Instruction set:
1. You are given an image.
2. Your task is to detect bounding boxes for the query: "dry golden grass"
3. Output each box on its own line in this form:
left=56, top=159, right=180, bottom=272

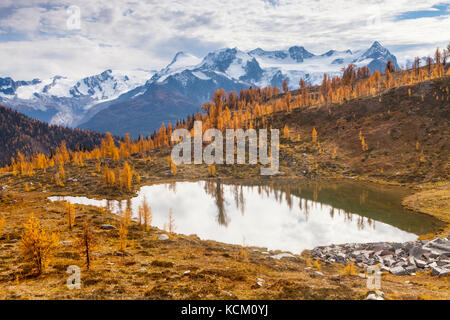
left=0, top=190, right=448, bottom=300
left=403, top=182, right=450, bottom=237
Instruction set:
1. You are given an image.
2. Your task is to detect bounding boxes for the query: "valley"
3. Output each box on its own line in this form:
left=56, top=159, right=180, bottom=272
left=0, top=62, right=449, bottom=299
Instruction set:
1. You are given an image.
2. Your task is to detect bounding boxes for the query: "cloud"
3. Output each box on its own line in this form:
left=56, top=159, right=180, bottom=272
left=0, top=0, right=448, bottom=79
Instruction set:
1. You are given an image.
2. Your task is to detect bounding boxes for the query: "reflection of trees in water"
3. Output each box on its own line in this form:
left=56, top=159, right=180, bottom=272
left=168, top=182, right=177, bottom=194
left=234, top=185, right=239, bottom=210
left=285, top=188, right=293, bottom=210
left=344, top=210, right=352, bottom=222
left=360, top=190, right=368, bottom=205
left=203, top=181, right=378, bottom=231
left=204, top=180, right=230, bottom=227
left=117, top=200, right=125, bottom=215
left=232, top=184, right=245, bottom=215
left=106, top=199, right=112, bottom=212
left=357, top=216, right=364, bottom=230
left=357, top=215, right=375, bottom=230
left=304, top=199, right=309, bottom=221
left=239, top=186, right=245, bottom=215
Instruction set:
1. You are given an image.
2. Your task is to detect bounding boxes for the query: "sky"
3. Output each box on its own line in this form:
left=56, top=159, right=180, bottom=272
left=0, top=0, right=449, bottom=80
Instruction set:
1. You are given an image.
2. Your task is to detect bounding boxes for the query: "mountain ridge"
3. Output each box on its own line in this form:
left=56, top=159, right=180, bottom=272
left=0, top=105, right=107, bottom=166
left=80, top=41, right=400, bottom=137
left=1, top=41, right=400, bottom=137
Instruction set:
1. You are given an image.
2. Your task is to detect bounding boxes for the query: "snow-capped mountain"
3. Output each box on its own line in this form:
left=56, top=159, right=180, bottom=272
left=0, top=69, right=154, bottom=127
left=79, top=41, right=399, bottom=137
left=139, top=41, right=399, bottom=101
left=148, top=41, right=398, bottom=90
left=2, top=41, right=399, bottom=137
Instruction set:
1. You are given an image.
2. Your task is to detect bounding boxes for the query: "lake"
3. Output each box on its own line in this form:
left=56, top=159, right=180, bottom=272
left=48, top=180, right=442, bottom=253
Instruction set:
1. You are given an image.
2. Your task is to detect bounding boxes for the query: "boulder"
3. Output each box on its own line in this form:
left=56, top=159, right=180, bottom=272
left=414, top=258, right=427, bottom=268
left=405, top=265, right=417, bottom=274
left=270, top=253, right=296, bottom=260
left=379, top=249, right=393, bottom=256
left=366, top=293, right=384, bottom=300
left=383, top=257, right=396, bottom=267
left=100, top=224, right=116, bottom=230
left=436, top=260, right=450, bottom=267
left=431, top=266, right=443, bottom=276
left=409, top=245, right=426, bottom=258
left=438, top=268, right=449, bottom=277
left=158, top=234, right=170, bottom=241
left=390, top=266, right=407, bottom=276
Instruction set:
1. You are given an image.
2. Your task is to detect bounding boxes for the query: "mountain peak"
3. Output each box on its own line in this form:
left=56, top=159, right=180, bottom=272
left=171, top=51, right=186, bottom=62
left=288, top=46, right=315, bottom=62
left=166, top=52, right=201, bottom=70
left=370, top=41, right=383, bottom=48
left=361, top=41, right=389, bottom=59
left=201, top=48, right=242, bottom=72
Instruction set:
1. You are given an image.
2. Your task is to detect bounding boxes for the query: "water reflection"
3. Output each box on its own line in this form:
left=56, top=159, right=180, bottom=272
left=49, top=180, right=442, bottom=253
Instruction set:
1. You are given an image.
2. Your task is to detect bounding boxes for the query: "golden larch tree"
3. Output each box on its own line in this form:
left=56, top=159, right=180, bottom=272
left=19, top=215, right=59, bottom=275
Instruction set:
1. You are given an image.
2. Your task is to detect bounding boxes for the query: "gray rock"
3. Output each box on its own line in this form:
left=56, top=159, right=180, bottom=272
left=311, top=238, right=449, bottom=277
left=437, top=268, right=449, bottom=277
left=390, top=266, right=407, bottom=276
left=409, top=245, right=426, bottom=258
left=100, top=224, right=116, bottom=230
left=436, top=260, right=450, bottom=267
left=158, top=234, right=170, bottom=241
left=270, top=253, right=296, bottom=260
left=380, top=266, right=391, bottom=272
left=383, top=257, right=396, bottom=267
left=379, top=249, right=393, bottom=256
left=335, top=253, right=346, bottom=263
left=405, top=265, right=417, bottom=273
left=366, top=293, right=384, bottom=300
left=429, top=251, right=441, bottom=259
left=431, top=266, right=443, bottom=276
left=414, top=258, right=427, bottom=268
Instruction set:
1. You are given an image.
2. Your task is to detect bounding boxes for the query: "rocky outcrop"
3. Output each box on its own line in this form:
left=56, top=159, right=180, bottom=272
left=312, top=237, right=450, bottom=277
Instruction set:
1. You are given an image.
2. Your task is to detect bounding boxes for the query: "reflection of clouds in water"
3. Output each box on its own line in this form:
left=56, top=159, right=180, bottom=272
left=49, top=181, right=417, bottom=254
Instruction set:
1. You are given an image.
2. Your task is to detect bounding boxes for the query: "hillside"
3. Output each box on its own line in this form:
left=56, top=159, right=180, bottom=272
left=265, top=76, right=449, bottom=184
left=0, top=105, right=106, bottom=166
left=0, top=70, right=154, bottom=128
left=78, top=85, right=201, bottom=138
left=0, top=74, right=448, bottom=301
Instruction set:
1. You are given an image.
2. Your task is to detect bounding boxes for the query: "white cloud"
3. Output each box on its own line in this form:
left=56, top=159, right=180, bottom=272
left=0, top=0, right=448, bottom=79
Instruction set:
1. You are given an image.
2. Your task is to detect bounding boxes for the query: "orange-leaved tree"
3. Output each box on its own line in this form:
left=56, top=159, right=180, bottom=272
left=19, top=215, right=59, bottom=274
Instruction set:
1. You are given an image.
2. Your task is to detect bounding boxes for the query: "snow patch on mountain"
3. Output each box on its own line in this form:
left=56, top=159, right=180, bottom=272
left=2, top=41, right=400, bottom=135
left=147, top=41, right=399, bottom=91
left=0, top=69, right=155, bottom=126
